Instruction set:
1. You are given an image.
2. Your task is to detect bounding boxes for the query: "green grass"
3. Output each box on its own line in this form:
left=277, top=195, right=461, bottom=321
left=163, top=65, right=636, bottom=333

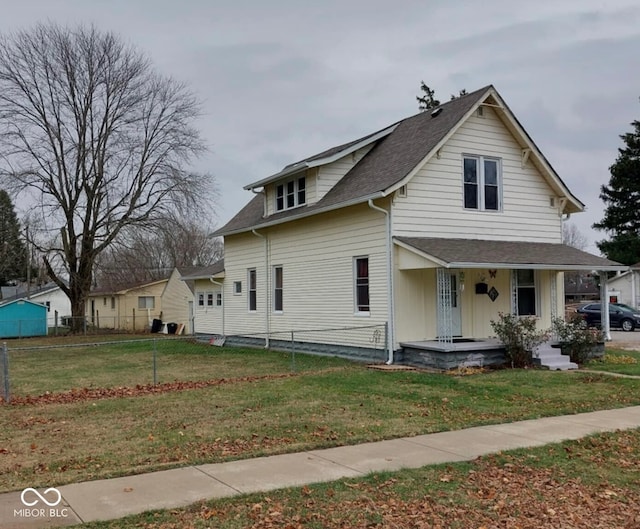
left=586, top=348, right=640, bottom=376
left=78, top=428, right=640, bottom=529
left=2, top=361, right=640, bottom=493
left=4, top=337, right=350, bottom=395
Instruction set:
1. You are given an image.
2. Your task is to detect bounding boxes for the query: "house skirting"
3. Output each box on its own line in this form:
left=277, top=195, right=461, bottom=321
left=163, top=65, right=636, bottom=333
left=397, top=339, right=506, bottom=370
left=194, top=333, right=387, bottom=363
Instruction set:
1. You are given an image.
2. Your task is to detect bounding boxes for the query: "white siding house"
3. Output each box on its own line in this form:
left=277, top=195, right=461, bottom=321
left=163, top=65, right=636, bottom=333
left=213, top=85, right=626, bottom=367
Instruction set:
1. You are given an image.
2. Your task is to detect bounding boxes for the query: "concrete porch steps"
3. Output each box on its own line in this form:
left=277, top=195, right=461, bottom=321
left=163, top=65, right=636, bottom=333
left=534, top=342, right=578, bottom=371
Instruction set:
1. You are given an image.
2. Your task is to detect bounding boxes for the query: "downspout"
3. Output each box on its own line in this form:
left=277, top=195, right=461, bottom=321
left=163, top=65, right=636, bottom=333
left=209, top=278, right=224, bottom=335
left=252, top=229, right=270, bottom=348
left=367, top=199, right=395, bottom=364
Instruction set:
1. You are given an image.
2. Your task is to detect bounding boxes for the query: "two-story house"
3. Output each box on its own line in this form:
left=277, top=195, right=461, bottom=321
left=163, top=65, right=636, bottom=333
left=213, top=85, right=625, bottom=368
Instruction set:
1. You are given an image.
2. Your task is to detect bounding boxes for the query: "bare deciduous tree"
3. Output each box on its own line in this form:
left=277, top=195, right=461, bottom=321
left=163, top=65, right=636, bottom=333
left=95, top=216, right=223, bottom=289
left=0, top=23, right=214, bottom=329
left=562, top=222, right=589, bottom=250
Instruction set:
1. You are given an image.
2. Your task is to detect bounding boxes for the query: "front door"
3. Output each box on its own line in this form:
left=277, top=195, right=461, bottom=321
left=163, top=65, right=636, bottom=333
left=436, top=269, right=463, bottom=339
left=449, top=273, right=462, bottom=336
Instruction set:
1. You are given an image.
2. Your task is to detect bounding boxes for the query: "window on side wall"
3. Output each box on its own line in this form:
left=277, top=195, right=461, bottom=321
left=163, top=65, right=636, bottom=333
left=275, top=176, right=306, bottom=212
left=248, top=269, right=257, bottom=312
left=354, top=257, right=370, bottom=315
left=207, top=292, right=214, bottom=307
left=273, top=266, right=283, bottom=313
left=197, top=293, right=205, bottom=307
left=463, top=155, right=501, bottom=211
left=514, top=269, right=538, bottom=316
left=138, top=296, right=155, bottom=310
left=216, top=292, right=222, bottom=306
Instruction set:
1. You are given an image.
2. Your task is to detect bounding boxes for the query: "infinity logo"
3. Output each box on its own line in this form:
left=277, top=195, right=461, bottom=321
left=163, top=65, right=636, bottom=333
left=20, top=488, right=62, bottom=507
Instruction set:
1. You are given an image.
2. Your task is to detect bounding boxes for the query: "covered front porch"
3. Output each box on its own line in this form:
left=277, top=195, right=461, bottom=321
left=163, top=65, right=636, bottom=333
left=393, top=237, right=627, bottom=369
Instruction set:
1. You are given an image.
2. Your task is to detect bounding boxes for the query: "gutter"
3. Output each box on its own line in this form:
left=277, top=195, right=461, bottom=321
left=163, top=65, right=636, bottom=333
left=251, top=229, right=270, bottom=348
left=367, top=199, right=395, bottom=364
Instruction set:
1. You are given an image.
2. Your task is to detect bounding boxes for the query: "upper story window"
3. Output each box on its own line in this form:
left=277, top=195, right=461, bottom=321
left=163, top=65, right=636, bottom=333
left=463, top=155, right=501, bottom=211
left=276, top=176, right=306, bottom=211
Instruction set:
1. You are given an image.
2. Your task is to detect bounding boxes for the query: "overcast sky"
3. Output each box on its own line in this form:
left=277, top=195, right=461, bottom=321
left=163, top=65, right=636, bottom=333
left=1, top=0, right=639, bottom=253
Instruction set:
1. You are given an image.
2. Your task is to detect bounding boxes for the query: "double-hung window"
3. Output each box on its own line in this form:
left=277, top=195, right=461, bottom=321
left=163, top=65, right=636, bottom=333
left=273, top=266, right=283, bottom=313
left=138, top=296, right=155, bottom=309
left=463, top=155, right=501, bottom=211
left=207, top=292, right=214, bottom=307
left=197, top=293, right=205, bottom=307
left=514, top=269, right=538, bottom=316
left=276, top=176, right=306, bottom=211
left=248, top=269, right=257, bottom=312
left=354, top=257, right=370, bottom=314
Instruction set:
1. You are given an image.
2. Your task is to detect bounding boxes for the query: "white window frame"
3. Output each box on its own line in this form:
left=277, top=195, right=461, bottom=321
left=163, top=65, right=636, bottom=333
left=353, top=256, right=370, bottom=316
left=463, top=155, right=502, bottom=212
left=248, top=268, right=257, bottom=312
left=206, top=292, right=214, bottom=307
left=216, top=292, right=222, bottom=307
left=513, top=269, right=540, bottom=317
left=197, top=292, right=205, bottom=308
left=275, top=176, right=306, bottom=212
left=138, top=296, right=155, bottom=310
left=273, top=265, right=283, bottom=313
left=233, top=281, right=242, bottom=295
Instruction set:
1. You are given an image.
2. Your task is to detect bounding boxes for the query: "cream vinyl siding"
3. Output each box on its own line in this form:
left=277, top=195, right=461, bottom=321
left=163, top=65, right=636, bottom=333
left=394, top=263, right=559, bottom=343
left=223, top=202, right=388, bottom=345
left=160, top=269, right=193, bottom=326
left=393, top=106, right=563, bottom=243
left=193, top=278, right=223, bottom=334
left=316, top=144, right=375, bottom=201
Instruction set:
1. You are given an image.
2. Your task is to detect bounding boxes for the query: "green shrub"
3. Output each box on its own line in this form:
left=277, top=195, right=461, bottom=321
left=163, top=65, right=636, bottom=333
left=490, top=313, right=547, bottom=368
left=551, top=314, right=604, bottom=365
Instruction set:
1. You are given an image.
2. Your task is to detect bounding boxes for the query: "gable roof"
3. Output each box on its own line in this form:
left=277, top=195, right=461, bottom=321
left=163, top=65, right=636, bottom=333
left=89, top=277, right=169, bottom=296
left=216, top=85, right=583, bottom=237
left=179, top=260, right=225, bottom=281
left=395, top=236, right=627, bottom=271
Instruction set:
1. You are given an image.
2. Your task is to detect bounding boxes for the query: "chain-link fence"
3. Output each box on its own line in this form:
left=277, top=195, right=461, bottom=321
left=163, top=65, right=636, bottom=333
left=0, top=323, right=387, bottom=403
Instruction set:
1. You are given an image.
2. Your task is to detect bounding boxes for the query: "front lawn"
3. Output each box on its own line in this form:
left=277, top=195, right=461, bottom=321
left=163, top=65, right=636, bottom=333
left=2, top=352, right=640, bottom=493
left=586, top=348, right=640, bottom=376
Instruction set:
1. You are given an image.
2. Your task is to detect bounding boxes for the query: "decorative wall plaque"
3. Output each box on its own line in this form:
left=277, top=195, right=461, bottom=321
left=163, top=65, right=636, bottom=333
left=488, top=286, right=499, bottom=302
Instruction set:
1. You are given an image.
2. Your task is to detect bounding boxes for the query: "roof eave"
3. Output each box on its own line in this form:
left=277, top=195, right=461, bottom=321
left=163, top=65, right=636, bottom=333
left=218, top=192, right=385, bottom=237
left=243, top=124, right=399, bottom=191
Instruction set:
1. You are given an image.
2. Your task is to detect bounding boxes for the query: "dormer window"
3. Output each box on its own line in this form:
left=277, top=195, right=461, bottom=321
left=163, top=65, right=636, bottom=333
left=276, top=176, right=306, bottom=211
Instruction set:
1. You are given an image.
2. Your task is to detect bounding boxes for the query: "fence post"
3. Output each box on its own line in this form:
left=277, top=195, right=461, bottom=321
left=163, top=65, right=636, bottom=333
left=153, top=338, right=158, bottom=385
left=54, top=310, right=58, bottom=336
left=96, top=310, right=100, bottom=330
left=2, top=342, right=9, bottom=403
left=133, top=309, right=136, bottom=333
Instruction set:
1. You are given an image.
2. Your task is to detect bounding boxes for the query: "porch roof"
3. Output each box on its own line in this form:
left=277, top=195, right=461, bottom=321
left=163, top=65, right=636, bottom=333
left=395, top=237, right=627, bottom=271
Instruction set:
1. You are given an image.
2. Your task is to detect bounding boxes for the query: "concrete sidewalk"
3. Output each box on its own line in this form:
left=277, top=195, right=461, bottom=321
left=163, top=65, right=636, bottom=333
left=3, top=406, right=640, bottom=528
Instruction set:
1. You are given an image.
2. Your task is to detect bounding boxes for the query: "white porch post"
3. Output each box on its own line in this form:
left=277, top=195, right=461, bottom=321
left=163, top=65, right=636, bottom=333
left=599, top=271, right=611, bottom=341
left=436, top=267, right=453, bottom=345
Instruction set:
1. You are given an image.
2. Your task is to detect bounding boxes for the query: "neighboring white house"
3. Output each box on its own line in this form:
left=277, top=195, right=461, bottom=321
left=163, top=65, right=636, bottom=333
left=606, top=263, right=640, bottom=309
left=0, top=282, right=71, bottom=326
left=212, top=85, right=626, bottom=366
left=179, top=261, right=225, bottom=335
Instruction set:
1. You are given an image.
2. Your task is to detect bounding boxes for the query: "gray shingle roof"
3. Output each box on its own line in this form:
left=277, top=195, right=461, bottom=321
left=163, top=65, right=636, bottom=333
left=396, top=237, right=626, bottom=270
left=215, top=86, right=492, bottom=236
left=179, top=260, right=225, bottom=280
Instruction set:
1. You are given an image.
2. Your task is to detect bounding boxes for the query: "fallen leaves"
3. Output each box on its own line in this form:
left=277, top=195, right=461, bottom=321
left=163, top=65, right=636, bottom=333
left=0, top=373, right=301, bottom=406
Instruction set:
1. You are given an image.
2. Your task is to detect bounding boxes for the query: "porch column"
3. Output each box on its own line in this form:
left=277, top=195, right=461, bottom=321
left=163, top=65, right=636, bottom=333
left=436, top=268, right=453, bottom=344
left=599, top=271, right=611, bottom=341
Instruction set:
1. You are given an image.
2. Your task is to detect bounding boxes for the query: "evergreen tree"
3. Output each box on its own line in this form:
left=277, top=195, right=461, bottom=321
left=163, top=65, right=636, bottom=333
left=593, top=112, right=640, bottom=265
left=417, top=81, right=440, bottom=111
left=0, top=190, right=27, bottom=286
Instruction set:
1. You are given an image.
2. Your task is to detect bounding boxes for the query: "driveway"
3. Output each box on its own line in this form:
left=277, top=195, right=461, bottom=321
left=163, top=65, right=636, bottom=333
left=609, top=330, right=640, bottom=350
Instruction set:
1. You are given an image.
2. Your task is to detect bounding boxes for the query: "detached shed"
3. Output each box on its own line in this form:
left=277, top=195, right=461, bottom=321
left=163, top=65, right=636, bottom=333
left=0, top=299, right=48, bottom=338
